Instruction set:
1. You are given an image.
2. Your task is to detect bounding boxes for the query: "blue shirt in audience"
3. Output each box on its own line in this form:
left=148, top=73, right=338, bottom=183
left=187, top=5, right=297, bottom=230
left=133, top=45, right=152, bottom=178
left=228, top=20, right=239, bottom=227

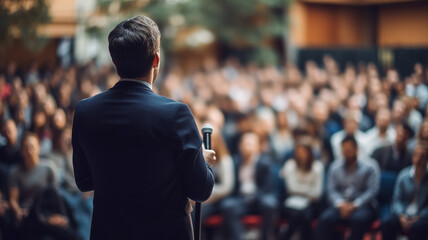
left=327, top=158, right=380, bottom=208
left=392, top=166, right=428, bottom=217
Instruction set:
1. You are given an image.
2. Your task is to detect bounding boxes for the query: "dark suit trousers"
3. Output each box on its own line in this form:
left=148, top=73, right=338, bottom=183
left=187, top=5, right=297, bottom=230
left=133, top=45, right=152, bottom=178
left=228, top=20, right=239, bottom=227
left=316, top=206, right=376, bottom=240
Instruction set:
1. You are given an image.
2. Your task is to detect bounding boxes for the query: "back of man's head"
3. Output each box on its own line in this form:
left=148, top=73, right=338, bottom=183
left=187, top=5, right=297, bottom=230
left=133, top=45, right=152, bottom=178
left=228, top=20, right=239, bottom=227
left=108, top=16, right=161, bottom=79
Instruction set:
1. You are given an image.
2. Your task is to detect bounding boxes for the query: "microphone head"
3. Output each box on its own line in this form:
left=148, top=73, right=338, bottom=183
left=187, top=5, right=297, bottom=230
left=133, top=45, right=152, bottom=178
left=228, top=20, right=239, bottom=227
left=201, top=124, right=213, bottom=134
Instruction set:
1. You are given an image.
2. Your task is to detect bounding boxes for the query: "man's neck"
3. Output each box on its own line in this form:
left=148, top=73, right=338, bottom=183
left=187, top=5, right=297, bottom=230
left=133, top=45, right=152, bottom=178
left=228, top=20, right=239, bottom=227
left=378, top=127, right=387, bottom=137
left=121, top=70, right=154, bottom=86
left=134, top=75, right=152, bottom=86
left=24, top=160, right=38, bottom=171
left=345, top=158, right=358, bottom=172
left=120, top=77, right=152, bottom=90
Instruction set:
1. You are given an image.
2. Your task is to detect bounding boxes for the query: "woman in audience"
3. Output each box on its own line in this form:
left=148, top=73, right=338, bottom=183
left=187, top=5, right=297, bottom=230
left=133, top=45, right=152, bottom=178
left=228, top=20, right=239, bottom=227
left=279, top=139, right=324, bottom=240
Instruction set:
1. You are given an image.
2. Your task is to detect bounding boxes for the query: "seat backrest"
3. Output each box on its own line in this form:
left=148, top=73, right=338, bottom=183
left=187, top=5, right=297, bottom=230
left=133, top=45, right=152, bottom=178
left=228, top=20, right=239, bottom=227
left=377, top=170, right=398, bottom=204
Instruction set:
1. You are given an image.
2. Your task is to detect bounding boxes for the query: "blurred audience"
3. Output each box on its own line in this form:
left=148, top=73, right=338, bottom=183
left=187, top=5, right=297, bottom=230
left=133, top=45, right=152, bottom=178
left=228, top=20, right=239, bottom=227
left=0, top=57, right=427, bottom=239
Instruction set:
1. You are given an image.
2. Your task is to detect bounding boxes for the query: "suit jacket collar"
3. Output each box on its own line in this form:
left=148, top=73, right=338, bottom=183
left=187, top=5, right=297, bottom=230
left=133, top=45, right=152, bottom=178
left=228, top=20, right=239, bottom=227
left=111, top=80, right=153, bottom=92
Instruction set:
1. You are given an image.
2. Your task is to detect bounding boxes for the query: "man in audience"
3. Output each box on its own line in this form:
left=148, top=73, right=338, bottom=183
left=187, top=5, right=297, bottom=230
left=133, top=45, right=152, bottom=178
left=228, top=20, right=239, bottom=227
left=9, top=133, right=78, bottom=240
left=381, top=143, right=428, bottom=240
left=8, top=133, right=55, bottom=217
left=331, top=112, right=367, bottom=161
left=364, top=108, right=396, bottom=156
left=317, top=135, right=380, bottom=240
left=222, top=132, right=277, bottom=240
left=371, top=123, right=413, bottom=173
left=392, top=98, right=423, bottom=135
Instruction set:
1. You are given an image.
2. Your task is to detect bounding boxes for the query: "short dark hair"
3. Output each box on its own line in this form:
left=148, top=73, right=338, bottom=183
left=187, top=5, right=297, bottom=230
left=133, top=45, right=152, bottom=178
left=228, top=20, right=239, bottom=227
left=108, top=16, right=160, bottom=79
left=341, top=134, right=358, bottom=147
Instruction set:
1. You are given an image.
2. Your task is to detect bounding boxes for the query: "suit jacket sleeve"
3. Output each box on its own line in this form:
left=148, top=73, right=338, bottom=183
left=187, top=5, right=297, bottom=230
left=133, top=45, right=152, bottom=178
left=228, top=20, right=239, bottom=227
left=72, top=103, right=94, bottom=192
left=174, top=104, right=214, bottom=202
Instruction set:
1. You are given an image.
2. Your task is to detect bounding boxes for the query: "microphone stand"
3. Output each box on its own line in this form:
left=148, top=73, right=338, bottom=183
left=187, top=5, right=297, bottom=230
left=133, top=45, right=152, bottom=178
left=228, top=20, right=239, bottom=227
left=195, top=124, right=213, bottom=240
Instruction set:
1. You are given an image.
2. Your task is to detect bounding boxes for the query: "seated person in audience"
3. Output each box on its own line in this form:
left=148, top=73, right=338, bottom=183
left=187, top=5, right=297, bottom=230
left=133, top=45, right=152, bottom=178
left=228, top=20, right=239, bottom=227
left=317, top=135, right=380, bottom=240
left=222, top=132, right=277, bottom=240
left=23, top=186, right=80, bottom=240
left=364, top=108, right=396, bottom=156
left=371, top=122, right=413, bottom=173
left=0, top=119, right=21, bottom=173
left=48, top=126, right=94, bottom=240
left=201, top=130, right=235, bottom=238
left=331, top=112, right=367, bottom=161
left=9, top=133, right=55, bottom=226
left=381, top=143, right=428, bottom=240
left=279, top=140, right=324, bottom=240
left=8, top=133, right=78, bottom=240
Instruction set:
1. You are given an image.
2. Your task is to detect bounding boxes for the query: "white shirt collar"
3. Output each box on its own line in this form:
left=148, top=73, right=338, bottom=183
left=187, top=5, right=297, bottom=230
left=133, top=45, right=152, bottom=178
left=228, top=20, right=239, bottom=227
left=120, top=79, right=152, bottom=90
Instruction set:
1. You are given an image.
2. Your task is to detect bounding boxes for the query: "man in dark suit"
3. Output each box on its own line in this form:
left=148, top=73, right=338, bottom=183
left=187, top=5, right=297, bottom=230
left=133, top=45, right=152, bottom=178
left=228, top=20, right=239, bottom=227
left=72, top=16, right=216, bottom=240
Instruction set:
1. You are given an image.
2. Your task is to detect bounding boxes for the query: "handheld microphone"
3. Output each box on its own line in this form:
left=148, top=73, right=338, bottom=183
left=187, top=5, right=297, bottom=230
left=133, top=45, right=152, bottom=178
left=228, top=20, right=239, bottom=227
left=194, top=124, right=214, bottom=240
left=201, top=124, right=213, bottom=150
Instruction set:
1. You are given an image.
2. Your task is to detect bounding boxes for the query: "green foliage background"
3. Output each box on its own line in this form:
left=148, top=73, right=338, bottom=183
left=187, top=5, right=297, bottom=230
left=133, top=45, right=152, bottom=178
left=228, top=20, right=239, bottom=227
left=144, top=0, right=289, bottom=65
left=96, top=0, right=289, bottom=66
left=0, top=0, right=51, bottom=55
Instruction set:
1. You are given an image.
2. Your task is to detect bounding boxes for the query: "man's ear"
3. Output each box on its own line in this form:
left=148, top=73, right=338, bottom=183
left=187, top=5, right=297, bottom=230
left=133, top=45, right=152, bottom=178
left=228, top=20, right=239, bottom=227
left=153, top=53, right=160, bottom=68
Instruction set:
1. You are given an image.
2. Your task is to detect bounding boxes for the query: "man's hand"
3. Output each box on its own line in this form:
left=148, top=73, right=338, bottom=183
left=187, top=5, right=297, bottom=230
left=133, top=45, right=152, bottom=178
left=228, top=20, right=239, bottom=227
left=399, top=215, right=419, bottom=230
left=47, top=214, right=69, bottom=227
left=203, top=149, right=216, bottom=167
left=12, top=207, right=28, bottom=222
left=338, top=202, right=356, bottom=219
left=0, top=194, right=9, bottom=217
left=82, top=191, right=94, bottom=199
left=0, top=201, right=8, bottom=217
